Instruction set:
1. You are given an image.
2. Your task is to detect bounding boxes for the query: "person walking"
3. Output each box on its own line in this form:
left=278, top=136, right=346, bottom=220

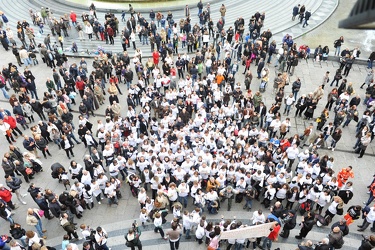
left=60, top=213, right=81, bottom=241
left=125, top=222, right=142, bottom=250
left=0, top=184, right=17, bottom=209
left=5, top=174, right=27, bottom=205
left=302, top=10, right=311, bottom=28
left=261, top=220, right=281, bottom=250
left=360, top=69, right=374, bottom=89
left=26, top=208, right=47, bottom=238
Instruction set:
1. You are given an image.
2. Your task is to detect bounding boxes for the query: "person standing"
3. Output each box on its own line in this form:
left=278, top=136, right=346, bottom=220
left=219, top=4, right=226, bottom=23
left=358, top=235, right=375, bottom=249
left=292, top=4, right=300, bottom=21
left=166, top=222, right=181, bottom=250
left=95, top=227, right=110, bottom=250
left=125, top=222, right=142, bottom=250
left=356, top=132, right=372, bottom=158
left=328, top=227, right=344, bottom=249
left=279, top=210, right=297, bottom=238
left=295, top=211, right=315, bottom=239
left=368, top=51, right=375, bottom=69
left=334, top=36, right=344, bottom=56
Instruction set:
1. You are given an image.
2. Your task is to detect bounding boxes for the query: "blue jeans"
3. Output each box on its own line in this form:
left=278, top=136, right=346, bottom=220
left=365, top=193, right=375, bottom=206
left=234, top=243, right=244, bottom=250
left=29, top=89, right=39, bottom=100
left=98, top=243, right=109, bottom=250
left=284, top=105, right=291, bottom=114
left=179, top=196, right=188, bottom=208
left=206, top=66, right=211, bottom=75
left=6, top=215, right=14, bottom=225
left=335, top=46, right=341, bottom=56
left=262, top=237, right=273, bottom=250
left=368, top=60, right=373, bottom=69
left=23, top=58, right=32, bottom=66
left=293, top=91, right=299, bottom=101
left=142, top=36, right=148, bottom=45
left=245, top=199, right=252, bottom=209
left=35, top=219, right=44, bottom=237
left=0, top=87, right=10, bottom=99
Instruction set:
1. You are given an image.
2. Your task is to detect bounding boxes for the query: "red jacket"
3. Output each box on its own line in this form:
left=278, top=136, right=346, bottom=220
left=75, top=80, right=86, bottom=91
left=0, top=188, right=12, bottom=202
left=3, top=116, right=17, bottom=129
left=70, top=12, right=77, bottom=22
left=107, top=27, right=114, bottom=37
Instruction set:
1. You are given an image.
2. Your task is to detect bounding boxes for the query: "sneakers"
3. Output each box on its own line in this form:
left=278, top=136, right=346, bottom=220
left=42, top=236, right=47, bottom=239
left=332, top=148, right=335, bottom=151
left=22, top=194, right=28, bottom=197
left=98, top=201, right=101, bottom=204
left=21, top=201, right=27, bottom=205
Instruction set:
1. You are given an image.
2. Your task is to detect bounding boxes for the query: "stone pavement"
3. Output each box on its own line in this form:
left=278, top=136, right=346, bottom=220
left=0, top=0, right=374, bottom=249
left=0, top=0, right=338, bottom=58
left=0, top=48, right=373, bottom=249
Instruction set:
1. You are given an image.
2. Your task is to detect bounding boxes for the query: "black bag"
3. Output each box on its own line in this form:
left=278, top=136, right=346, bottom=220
left=332, top=237, right=344, bottom=249
left=336, top=205, right=344, bottom=215
left=235, top=193, right=244, bottom=203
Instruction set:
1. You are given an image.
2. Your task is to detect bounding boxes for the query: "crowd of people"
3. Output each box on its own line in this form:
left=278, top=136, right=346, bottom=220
left=1, top=1, right=375, bottom=250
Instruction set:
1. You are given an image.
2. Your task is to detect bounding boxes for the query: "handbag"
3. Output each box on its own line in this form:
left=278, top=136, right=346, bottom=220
left=38, top=210, right=45, bottom=217
left=25, top=168, right=33, bottom=175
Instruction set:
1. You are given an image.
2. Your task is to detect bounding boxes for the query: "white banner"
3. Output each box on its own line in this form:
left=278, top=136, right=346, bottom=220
left=220, top=222, right=274, bottom=240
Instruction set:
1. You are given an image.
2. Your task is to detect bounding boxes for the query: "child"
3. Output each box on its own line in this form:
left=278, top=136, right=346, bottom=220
left=15, top=114, right=29, bottom=130
left=145, top=198, right=154, bottom=214
left=181, top=33, right=186, bottom=49
left=172, top=203, right=182, bottom=219
left=190, top=207, right=201, bottom=231
left=80, top=224, right=95, bottom=249
left=72, top=42, right=78, bottom=53
left=61, top=234, right=70, bottom=250
left=195, top=220, right=205, bottom=244
left=139, top=208, right=149, bottom=227
left=182, top=210, right=192, bottom=239
left=153, top=212, right=167, bottom=239
left=60, top=171, right=71, bottom=190
left=29, top=51, right=38, bottom=65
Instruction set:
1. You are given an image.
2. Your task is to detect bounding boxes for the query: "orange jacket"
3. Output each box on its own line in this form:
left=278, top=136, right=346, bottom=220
left=338, top=168, right=354, bottom=180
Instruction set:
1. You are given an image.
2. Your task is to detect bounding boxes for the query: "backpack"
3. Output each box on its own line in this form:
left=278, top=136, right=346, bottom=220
left=336, top=206, right=343, bottom=215
left=332, top=236, right=344, bottom=249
